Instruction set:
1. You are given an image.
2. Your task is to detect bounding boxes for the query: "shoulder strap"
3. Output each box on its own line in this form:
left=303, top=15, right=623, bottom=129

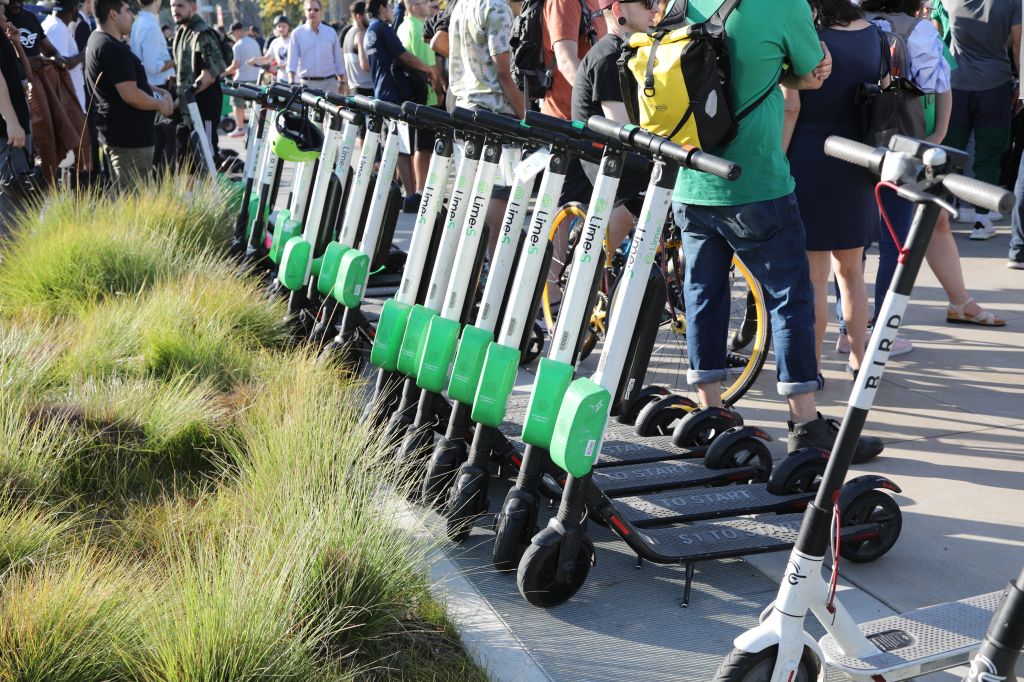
left=578, top=0, right=598, bottom=46
left=617, top=47, right=639, bottom=125
left=735, top=71, right=778, bottom=122
left=875, top=25, right=890, bottom=83
left=706, top=0, right=743, bottom=33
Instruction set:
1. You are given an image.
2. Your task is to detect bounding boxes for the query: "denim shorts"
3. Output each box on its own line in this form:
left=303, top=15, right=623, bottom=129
left=673, top=193, right=819, bottom=397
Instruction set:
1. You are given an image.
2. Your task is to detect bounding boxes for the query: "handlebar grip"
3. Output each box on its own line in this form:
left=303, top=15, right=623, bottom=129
left=524, top=110, right=584, bottom=138
left=472, top=108, right=526, bottom=137
left=350, top=94, right=377, bottom=114
left=299, top=89, right=327, bottom=108
left=585, top=115, right=627, bottom=146
left=267, top=82, right=299, bottom=101
left=942, top=174, right=1014, bottom=215
left=403, top=101, right=454, bottom=127
left=681, top=148, right=741, bottom=181
left=823, top=136, right=886, bottom=175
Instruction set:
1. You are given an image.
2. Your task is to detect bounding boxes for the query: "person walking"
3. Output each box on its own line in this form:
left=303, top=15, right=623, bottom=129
left=364, top=0, right=439, bottom=210
left=130, top=0, right=175, bottom=171
left=42, top=0, right=86, bottom=111
left=287, top=0, right=346, bottom=93
left=940, top=0, right=1020, bottom=240
left=397, top=0, right=439, bottom=196
left=223, top=21, right=260, bottom=137
left=0, top=18, right=31, bottom=231
left=343, top=1, right=372, bottom=95
left=668, top=0, right=884, bottom=461
left=170, top=0, right=225, bottom=167
left=785, top=0, right=886, bottom=381
left=85, top=0, right=173, bottom=190
left=250, top=14, right=291, bottom=82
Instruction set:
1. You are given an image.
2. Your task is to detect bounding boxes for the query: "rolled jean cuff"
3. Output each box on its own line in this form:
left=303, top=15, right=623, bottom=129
left=687, top=368, right=728, bottom=386
left=777, top=379, right=819, bottom=397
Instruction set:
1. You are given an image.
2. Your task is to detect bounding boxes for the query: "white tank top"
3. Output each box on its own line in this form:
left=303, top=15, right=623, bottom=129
left=343, top=26, right=373, bottom=89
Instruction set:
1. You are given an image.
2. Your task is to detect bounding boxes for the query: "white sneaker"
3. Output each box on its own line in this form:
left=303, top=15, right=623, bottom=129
left=969, top=215, right=997, bottom=240
left=888, top=335, right=914, bottom=357
left=1007, top=260, right=1024, bottom=270
left=957, top=206, right=976, bottom=223
left=835, top=333, right=851, bottom=354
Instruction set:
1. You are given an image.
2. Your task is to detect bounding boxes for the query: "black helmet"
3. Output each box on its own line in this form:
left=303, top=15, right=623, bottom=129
left=272, top=108, right=324, bottom=162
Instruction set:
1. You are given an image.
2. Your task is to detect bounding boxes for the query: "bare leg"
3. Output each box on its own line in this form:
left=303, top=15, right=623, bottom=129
left=831, top=247, right=867, bottom=371
left=806, top=250, right=832, bottom=369
left=925, top=211, right=995, bottom=317
left=396, top=154, right=415, bottom=196
left=413, top=150, right=430, bottom=193
left=485, top=197, right=507, bottom=256
left=607, top=205, right=636, bottom=249
left=234, top=105, right=245, bottom=131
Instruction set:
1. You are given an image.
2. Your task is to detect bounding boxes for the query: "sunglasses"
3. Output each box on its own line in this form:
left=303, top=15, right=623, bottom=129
left=617, top=0, right=658, bottom=9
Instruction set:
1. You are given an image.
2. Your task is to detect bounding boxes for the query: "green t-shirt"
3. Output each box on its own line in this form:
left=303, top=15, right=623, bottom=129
left=397, top=14, right=438, bottom=106
left=671, top=0, right=823, bottom=207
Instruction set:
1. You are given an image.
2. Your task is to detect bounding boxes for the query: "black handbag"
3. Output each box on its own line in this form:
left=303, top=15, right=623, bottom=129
left=857, top=23, right=926, bottom=147
left=0, top=145, right=43, bottom=203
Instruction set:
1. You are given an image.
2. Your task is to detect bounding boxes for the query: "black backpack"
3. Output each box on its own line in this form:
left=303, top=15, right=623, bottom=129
left=510, top=0, right=598, bottom=107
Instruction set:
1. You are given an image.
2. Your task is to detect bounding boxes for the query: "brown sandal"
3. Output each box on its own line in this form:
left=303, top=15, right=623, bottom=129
left=946, top=298, right=1006, bottom=327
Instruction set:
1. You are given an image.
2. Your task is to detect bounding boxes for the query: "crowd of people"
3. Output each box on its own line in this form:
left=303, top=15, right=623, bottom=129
left=0, top=0, right=1019, bottom=452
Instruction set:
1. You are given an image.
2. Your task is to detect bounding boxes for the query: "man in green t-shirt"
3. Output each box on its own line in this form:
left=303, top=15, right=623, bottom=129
left=397, top=0, right=440, bottom=195
left=672, top=0, right=884, bottom=462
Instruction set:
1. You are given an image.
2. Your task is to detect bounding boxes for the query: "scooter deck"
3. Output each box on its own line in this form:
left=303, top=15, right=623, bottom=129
left=613, top=485, right=809, bottom=528
left=502, top=393, right=706, bottom=468
left=593, top=458, right=756, bottom=496
left=818, top=590, right=1002, bottom=680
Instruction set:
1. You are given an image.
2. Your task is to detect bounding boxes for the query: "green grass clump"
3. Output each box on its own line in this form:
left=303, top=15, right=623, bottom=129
left=0, top=548, right=148, bottom=682
left=0, top=495, right=77, bottom=575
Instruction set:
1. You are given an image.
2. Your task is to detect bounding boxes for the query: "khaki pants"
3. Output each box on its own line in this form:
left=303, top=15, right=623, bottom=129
left=104, top=145, right=154, bottom=193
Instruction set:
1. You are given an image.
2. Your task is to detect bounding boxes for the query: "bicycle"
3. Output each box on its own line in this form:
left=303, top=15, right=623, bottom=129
left=541, top=201, right=771, bottom=409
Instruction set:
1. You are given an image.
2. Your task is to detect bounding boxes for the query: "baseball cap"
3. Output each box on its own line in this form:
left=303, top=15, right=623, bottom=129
left=273, top=13, right=290, bottom=25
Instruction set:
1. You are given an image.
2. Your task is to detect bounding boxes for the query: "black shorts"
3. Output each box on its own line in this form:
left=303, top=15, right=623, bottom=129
left=559, top=157, right=646, bottom=216
left=411, top=104, right=442, bottom=152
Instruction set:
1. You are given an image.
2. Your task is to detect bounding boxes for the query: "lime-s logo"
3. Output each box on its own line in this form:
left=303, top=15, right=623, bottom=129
left=541, top=195, right=552, bottom=209
left=514, top=186, right=526, bottom=201
left=594, top=197, right=607, bottom=214
left=428, top=172, right=437, bottom=185
left=477, top=180, right=488, bottom=194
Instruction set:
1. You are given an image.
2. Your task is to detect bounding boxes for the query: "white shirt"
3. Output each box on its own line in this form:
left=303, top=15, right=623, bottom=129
left=130, top=10, right=174, bottom=87
left=265, top=35, right=291, bottom=82
left=42, top=14, right=85, bottom=110
left=286, top=22, right=345, bottom=79
left=871, top=18, right=952, bottom=94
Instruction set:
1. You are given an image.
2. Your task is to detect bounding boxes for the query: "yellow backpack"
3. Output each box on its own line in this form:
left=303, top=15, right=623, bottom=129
left=617, top=0, right=777, bottom=150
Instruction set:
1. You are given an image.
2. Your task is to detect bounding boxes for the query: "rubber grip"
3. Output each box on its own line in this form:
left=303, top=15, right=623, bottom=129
left=524, top=110, right=583, bottom=138
left=942, top=174, right=1015, bottom=215
left=472, top=109, right=526, bottom=137
left=268, top=82, right=300, bottom=100
left=452, top=106, right=476, bottom=126
left=585, top=116, right=627, bottom=145
left=350, top=94, right=377, bottom=113
left=324, top=91, right=351, bottom=107
left=403, top=102, right=454, bottom=127
left=682, top=148, right=742, bottom=181
left=222, top=82, right=261, bottom=99
left=299, top=89, right=327, bottom=107
left=823, top=136, right=886, bottom=175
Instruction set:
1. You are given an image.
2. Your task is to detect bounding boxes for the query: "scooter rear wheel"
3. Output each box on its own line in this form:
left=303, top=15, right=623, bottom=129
left=839, top=490, right=902, bottom=563
left=517, top=535, right=595, bottom=608
left=704, top=437, right=773, bottom=481
left=634, top=394, right=695, bottom=437
left=715, top=645, right=820, bottom=681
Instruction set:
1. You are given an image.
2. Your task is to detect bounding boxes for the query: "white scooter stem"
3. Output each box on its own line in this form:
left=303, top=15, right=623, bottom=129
left=300, top=115, right=346, bottom=245
left=421, top=136, right=484, bottom=313
left=439, top=138, right=503, bottom=323
left=352, top=120, right=403, bottom=290
left=544, top=150, right=623, bottom=364
left=185, top=98, right=218, bottom=178
left=242, top=99, right=262, bottom=181
left=287, top=150, right=318, bottom=224
left=396, top=136, right=455, bottom=306
left=335, top=116, right=383, bottom=248
left=473, top=148, right=552, bottom=333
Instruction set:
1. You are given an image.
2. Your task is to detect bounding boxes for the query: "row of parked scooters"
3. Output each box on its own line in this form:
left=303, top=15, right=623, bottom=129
left=220, top=80, right=1022, bottom=682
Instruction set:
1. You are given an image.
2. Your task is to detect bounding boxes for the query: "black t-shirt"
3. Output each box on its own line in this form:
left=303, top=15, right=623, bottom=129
left=0, top=30, right=30, bottom=139
left=74, top=13, right=92, bottom=53
left=85, top=31, right=156, bottom=148
left=571, top=33, right=630, bottom=123
left=9, top=8, right=45, bottom=58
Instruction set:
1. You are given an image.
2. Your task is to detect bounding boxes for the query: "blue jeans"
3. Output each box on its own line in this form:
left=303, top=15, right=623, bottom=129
left=674, top=193, right=818, bottom=397
left=1011, top=147, right=1024, bottom=263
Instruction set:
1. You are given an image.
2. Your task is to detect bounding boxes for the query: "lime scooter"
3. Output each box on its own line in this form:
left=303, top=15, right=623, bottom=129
left=276, top=91, right=361, bottom=330
left=180, top=84, right=218, bottom=178
left=375, top=113, right=490, bottom=449
left=221, top=81, right=269, bottom=256
left=406, top=108, right=587, bottom=505
left=713, top=135, right=1014, bottom=682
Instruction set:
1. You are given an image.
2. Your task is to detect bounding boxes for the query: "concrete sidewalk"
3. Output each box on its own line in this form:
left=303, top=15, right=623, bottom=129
left=223, top=133, right=1023, bottom=680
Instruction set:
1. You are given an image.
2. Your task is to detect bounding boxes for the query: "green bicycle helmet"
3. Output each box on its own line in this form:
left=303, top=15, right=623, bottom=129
left=271, top=108, right=324, bottom=162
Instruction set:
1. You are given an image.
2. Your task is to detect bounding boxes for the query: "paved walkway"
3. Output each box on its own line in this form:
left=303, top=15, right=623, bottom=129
left=224, top=134, right=1023, bottom=680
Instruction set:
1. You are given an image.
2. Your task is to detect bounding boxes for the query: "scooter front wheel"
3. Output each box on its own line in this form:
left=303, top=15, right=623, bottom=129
left=516, top=533, right=595, bottom=608
left=715, top=645, right=820, bottom=681
left=839, top=490, right=903, bottom=563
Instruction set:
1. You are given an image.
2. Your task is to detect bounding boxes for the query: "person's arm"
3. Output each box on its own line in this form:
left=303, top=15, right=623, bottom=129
left=114, top=79, right=172, bottom=115
left=39, top=35, right=68, bottom=67
left=1012, top=23, right=1021, bottom=89
left=286, top=29, right=300, bottom=81
left=429, top=29, right=448, bottom=58
left=494, top=51, right=524, bottom=118
left=0, top=71, right=26, bottom=147
left=780, top=1, right=829, bottom=91
left=224, top=58, right=240, bottom=76
left=552, top=39, right=580, bottom=90
left=926, top=88, right=952, bottom=143
left=599, top=100, right=627, bottom=122
left=781, top=85, right=800, bottom=152
left=780, top=43, right=829, bottom=91
left=332, top=29, right=346, bottom=88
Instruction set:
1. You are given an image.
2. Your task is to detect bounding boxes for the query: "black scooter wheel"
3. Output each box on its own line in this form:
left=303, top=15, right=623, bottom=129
left=672, top=408, right=741, bottom=449
left=766, top=459, right=825, bottom=496
left=444, top=473, right=486, bottom=544
left=838, top=490, right=902, bottom=563
left=421, top=437, right=466, bottom=509
left=517, top=533, right=595, bottom=608
left=714, top=646, right=820, bottom=682
left=617, top=385, right=670, bottom=426
left=492, top=497, right=536, bottom=571
left=634, top=394, right=695, bottom=437
left=520, top=322, right=545, bottom=366
left=705, top=437, right=773, bottom=482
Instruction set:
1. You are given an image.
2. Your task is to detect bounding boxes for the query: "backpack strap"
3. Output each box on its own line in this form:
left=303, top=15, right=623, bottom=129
left=578, top=0, right=599, bottom=47
left=734, top=70, right=779, bottom=122
left=874, top=25, right=890, bottom=83
left=705, top=0, right=743, bottom=34
left=617, top=45, right=639, bottom=125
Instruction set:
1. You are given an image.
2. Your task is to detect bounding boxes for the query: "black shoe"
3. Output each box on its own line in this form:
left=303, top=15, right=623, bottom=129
left=787, top=412, right=884, bottom=464
left=401, top=193, right=421, bottom=213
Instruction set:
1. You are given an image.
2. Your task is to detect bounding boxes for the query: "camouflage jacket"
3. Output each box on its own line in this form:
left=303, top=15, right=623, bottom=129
left=172, top=15, right=226, bottom=119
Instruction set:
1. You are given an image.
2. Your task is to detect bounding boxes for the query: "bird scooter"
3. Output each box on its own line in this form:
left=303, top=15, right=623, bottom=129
left=714, top=134, right=1015, bottom=682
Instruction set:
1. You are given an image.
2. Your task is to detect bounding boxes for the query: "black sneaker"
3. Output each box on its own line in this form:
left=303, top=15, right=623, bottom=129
left=401, top=193, right=422, bottom=213
left=787, top=412, right=884, bottom=464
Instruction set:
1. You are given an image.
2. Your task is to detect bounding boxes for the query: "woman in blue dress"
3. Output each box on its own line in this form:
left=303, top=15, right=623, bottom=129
left=785, top=0, right=886, bottom=377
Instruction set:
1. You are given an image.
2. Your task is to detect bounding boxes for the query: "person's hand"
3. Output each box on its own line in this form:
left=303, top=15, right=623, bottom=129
left=55, top=56, right=68, bottom=69
left=812, top=42, right=832, bottom=82
left=429, top=65, right=444, bottom=96
left=194, top=71, right=214, bottom=93
left=157, top=93, right=174, bottom=117
left=6, top=119, right=26, bottom=148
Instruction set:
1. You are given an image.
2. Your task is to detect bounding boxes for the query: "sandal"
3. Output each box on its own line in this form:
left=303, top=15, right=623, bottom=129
left=946, top=298, right=1006, bottom=327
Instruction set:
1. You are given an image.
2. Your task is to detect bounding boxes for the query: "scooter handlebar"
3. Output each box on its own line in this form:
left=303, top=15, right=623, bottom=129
left=586, top=116, right=741, bottom=180
left=823, top=136, right=886, bottom=175
left=349, top=94, right=405, bottom=121
left=402, top=101, right=455, bottom=128
left=523, top=110, right=583, bottom=138
left=942, top=174, right=1014, bottom=215
left=221, top=81, right=261, bottom=100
